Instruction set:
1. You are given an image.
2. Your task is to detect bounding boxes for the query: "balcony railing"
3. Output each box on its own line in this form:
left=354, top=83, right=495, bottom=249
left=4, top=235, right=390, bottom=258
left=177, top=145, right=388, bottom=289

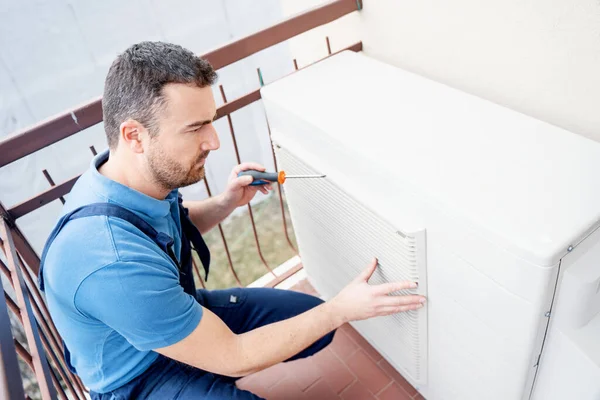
left=0, top=1, right=363, bottom=398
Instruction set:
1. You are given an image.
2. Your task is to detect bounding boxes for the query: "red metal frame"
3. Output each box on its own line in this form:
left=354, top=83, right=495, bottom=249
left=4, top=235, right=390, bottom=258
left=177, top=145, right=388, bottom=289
left=1, top=219, right=57, bottom=399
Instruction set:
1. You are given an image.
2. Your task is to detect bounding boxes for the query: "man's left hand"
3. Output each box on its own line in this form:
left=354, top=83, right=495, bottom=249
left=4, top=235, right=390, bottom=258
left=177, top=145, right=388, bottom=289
left=222, top=162, right=273, bottom=209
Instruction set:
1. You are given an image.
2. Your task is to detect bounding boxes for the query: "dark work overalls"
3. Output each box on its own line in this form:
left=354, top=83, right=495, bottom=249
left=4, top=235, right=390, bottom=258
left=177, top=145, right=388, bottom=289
left=39, top=196, right=334, bottom=400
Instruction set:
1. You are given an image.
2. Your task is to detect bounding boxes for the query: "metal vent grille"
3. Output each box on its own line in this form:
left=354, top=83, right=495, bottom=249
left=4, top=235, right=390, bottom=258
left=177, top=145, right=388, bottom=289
left=275, top=145, right=428, bottom=384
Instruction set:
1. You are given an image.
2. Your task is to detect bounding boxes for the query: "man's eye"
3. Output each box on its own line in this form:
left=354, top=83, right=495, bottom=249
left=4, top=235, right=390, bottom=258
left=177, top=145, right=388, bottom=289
left=193, top=125, right=204, bottom=132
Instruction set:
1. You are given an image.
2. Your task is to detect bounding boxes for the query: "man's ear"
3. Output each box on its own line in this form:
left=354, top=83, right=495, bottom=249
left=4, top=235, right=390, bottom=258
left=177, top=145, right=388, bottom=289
left=119, top=119, right=148, bottom=154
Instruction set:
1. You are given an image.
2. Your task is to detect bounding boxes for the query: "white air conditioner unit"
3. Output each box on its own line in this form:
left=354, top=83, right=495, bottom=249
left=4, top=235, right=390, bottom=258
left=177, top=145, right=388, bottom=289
left=260, top=51, right=600, bottom=400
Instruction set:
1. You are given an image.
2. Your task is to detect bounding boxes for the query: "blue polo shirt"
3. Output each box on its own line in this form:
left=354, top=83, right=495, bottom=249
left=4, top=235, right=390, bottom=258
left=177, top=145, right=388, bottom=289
left=42, top=151, right=203, bottom=393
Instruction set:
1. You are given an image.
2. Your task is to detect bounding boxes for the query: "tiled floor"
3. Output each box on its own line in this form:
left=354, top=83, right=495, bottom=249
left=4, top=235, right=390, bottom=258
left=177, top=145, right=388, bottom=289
left=237, top=279, right=425, bottom=400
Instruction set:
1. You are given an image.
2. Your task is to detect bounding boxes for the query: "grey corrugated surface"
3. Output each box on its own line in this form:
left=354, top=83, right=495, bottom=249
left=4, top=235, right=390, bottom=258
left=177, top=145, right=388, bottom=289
left=275, top=144, right=428, bottom=383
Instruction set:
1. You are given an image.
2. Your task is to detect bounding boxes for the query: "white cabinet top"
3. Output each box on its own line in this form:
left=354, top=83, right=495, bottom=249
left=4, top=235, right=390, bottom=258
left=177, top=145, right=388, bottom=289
left=261, top=51, right=600, bottom=266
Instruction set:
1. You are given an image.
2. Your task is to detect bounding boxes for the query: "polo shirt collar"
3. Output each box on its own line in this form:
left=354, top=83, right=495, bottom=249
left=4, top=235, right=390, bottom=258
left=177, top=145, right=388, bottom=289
left=89, top=150, right=176, bottom=219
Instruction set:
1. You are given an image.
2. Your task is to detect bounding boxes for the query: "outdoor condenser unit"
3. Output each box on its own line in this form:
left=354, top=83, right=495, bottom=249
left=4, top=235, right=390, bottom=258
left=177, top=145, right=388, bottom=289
left=260, top=51, right=600, bottom=400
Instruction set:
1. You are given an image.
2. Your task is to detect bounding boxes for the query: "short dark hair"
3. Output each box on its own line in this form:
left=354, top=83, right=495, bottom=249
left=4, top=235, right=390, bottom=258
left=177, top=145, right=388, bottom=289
left=102, top=41, right=217, bottom=148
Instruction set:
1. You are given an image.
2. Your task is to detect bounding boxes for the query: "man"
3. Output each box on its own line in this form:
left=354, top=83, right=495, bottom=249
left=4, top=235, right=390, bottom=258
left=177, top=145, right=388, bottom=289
left=40, top=42, right=426, bottom=399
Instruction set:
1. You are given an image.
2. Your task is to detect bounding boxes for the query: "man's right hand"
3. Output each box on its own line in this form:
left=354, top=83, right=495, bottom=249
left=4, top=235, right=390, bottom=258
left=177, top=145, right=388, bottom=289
left=328, top=258, right=426, bottom=325
left=156, top=257, right=426, bottom=378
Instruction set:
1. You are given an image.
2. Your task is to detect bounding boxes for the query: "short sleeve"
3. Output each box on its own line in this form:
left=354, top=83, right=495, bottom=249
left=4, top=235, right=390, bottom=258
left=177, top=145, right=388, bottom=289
left=75, top=260, right=203, bottom=351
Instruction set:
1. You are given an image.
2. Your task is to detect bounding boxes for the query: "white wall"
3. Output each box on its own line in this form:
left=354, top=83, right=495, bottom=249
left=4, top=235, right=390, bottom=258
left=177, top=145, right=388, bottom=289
left=284, top=0, right=600, bottom=143
left=359, top=0, right=600, bottom=143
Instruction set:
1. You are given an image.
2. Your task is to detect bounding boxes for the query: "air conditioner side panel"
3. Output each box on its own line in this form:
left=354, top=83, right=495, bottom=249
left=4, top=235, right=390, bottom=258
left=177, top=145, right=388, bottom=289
left=274, top=144, right=429, bottom=385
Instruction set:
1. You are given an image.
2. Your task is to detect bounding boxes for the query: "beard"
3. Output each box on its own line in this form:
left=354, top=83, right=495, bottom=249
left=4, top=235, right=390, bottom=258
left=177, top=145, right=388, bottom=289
left=146, top=144, right=209, bottom=190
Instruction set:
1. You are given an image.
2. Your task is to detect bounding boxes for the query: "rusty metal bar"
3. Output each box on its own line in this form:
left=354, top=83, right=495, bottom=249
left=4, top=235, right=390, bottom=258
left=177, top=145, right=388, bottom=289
left=16, top=286, right=82, bottom=399
left=1, top=249, right=63, bottom=360
left=216, top=89, right=261, bottom=120
left=26, top=285, right=85, bottom=398
left=268, top=126, right=297, bottom=254
left=18, top=256, right=83, bottom=397
left=20, top=258, right=63, bottom=351
left=13, top=338, right=68, bottom=400
left=0, top=0, right=360, bottom=170
left=0, top=98, right=103, bottom=168
left=218, top=85, right=275, bottom=277
left=0, top=202, right=42, bottom=276
left=89, top=146, right=98, bottom=156
left=256, top=68, right=297, bottom=254
left=42, top=170, right=65, bottom=205
left=286, top=41, right=363, bottom=77
left=293, top=59, right=299, bottom=71
left=0, top=285, right=26, bottom=400
left=39, top=329, right=81, bottom=400
left=14, top=339, right=34, bottom=370
left=0, top=257, right=9, bottom=278
left=326, top=36, right=332, bottom=55
left=21, top=253, right=39, bottom=285
left=0, top=296, right=70, bottom=399
left=4, top=292, right=20, bottom=321
left=21, top=249, right=88, bottom=394
left=202, top=178, right=241, bottom=286
left=218, top=86, right=243, bottom=161
left=203, top=0, right=359, bottom=70
left=48, top=362, right=68, bottom=400
left=0, top=219, right=57, bottom=399
left=1, top=248, right=78, bottom=396
left=8, top=175, right=79, bottom=220
left=245, top=200, right=274, bottom=275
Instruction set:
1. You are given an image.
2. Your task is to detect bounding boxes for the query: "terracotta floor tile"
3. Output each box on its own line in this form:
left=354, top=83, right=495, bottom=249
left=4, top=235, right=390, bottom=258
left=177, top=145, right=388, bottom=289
left=341, top=381, right=376, bottom=400
left=377, top=382, right=412, bottom=400
left=330, top=329, right=360, bottom=360
left=344, top=326, right=384, bottom=362
left=239, top=281, right=419, bottom=400
left=346, top=350, right=391, bottom=394
left=237, top=376, right=270, bottom=399
left=267, top=377, right=307, bottom=400
left=305, top=379, right=340, bottom=400
left=313, top=349, right=356, bottom=394
left=248, top=362, right=288, bottom=389
left=378, top=359, right=417, bottom=397
left=284, top=357, right=321, bottom=390
left=339, top=323, right=356, bottom=336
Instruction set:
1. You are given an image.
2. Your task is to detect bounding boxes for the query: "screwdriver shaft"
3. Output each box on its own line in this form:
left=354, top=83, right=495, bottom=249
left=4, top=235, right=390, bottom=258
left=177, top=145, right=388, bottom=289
left=285, top=174, right=326, bottom=179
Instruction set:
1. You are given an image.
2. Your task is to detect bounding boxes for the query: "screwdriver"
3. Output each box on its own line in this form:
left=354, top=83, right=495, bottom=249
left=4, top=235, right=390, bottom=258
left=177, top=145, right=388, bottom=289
left=238, top=170, right=326, bottom=186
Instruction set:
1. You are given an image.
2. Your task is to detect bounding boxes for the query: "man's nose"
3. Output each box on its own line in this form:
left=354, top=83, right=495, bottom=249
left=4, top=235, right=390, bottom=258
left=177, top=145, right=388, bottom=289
left=202, top=124, right=220, bottom=151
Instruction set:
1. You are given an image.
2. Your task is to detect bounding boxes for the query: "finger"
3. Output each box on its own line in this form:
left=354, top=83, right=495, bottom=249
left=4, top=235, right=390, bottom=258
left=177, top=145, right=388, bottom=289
left=380, top=303, right=424, bottom=315
left=375, top=281, right=418, bottom=295
left=379, top=295, right=426, bottom=307
left=233, top=162, right=267, bottom=175
left=354, top=258, right=378, bottom=283
left=259, top=186, right=268, bottom=195
left=230, top=175, right=254, bottom=189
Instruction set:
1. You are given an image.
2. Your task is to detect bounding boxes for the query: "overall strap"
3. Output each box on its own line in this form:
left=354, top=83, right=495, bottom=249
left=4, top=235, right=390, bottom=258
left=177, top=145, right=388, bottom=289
left=178, top=195, right=210, bottom=281
left=38, top=203, right=180, bottom=291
